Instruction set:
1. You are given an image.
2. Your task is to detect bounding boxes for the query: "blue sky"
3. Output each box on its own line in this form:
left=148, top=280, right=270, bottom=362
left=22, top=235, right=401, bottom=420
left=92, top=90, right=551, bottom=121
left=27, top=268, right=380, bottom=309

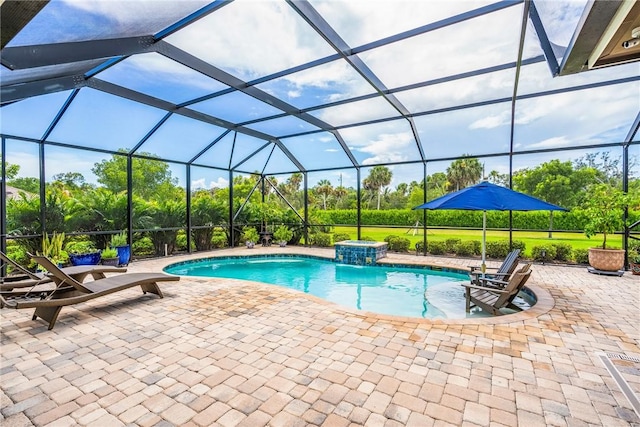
left=1, top=0, right=639, bottom=191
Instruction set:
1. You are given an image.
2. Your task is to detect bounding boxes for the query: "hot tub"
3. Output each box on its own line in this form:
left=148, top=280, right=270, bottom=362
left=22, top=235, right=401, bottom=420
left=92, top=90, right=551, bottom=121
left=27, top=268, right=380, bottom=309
left=335, top=240, right=388, bottom=265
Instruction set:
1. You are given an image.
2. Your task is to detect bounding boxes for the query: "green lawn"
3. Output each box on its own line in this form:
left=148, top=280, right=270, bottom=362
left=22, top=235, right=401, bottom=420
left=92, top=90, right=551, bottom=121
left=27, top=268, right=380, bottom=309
left=332, top=226, right=619, bottom=257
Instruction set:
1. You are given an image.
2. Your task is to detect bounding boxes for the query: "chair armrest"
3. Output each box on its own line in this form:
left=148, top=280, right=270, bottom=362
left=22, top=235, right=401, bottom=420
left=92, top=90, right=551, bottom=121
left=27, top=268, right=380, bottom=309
left=461, top=283, right=508, bottom=293
left=468, top=267, right=501, bottom=273
left=478, top=277, right=509, bottom=285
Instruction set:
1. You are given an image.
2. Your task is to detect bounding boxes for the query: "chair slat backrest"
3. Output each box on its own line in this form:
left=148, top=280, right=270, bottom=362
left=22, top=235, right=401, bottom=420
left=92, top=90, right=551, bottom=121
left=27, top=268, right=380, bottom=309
left=29, top=254, right=94, bottom=293
left=497, top=249, right=521, bottom=275
left=1, top=250, right=41, bottom=280
left=494, top=263, right=531, bottom=308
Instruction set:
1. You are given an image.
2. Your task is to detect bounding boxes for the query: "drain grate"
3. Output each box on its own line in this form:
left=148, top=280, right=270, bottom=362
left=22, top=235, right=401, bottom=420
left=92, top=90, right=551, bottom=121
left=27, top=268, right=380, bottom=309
left=599, top=352, right=640, bottom=418
left=605, top=353, right=640, bottom=363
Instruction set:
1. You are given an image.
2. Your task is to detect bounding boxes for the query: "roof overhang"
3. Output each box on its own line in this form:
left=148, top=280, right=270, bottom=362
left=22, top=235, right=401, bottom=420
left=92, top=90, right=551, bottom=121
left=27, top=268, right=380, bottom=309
left=559, top=0, right=640, bottom=75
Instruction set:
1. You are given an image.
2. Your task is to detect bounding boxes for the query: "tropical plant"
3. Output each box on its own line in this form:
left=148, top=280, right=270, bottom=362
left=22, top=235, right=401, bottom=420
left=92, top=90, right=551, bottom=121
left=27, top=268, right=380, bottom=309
left=40, top=232, right=67, bottom=265
left=583, top=184, right=631, bottom=249
left=148, top=199, right=186, bottom=255
left=241, top=227, right=260, bottom=244
left=191, top=190, right=226, bottom=250
left=273, top=225, right=293, bottom=244
left=110, top=231, right=128, bottom=247
left=101, top=248, right=118, bottom=259
left=65, top=240, right=98, bottom=255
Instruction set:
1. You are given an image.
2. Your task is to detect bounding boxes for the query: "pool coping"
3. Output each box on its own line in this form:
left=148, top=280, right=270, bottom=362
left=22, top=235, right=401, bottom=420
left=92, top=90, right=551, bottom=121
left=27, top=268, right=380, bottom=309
left=162, top=248, right=555, bottom=325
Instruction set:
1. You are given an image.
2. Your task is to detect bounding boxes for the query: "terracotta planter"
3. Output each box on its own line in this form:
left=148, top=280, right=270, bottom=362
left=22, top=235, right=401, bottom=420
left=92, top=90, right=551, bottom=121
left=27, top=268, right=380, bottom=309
left=588, top=248, right=625, bottom=272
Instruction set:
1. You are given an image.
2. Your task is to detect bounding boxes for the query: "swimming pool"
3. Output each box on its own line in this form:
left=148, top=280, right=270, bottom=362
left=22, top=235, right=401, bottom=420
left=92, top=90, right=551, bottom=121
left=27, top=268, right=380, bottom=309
left=165, top=254, right=513, bottom=319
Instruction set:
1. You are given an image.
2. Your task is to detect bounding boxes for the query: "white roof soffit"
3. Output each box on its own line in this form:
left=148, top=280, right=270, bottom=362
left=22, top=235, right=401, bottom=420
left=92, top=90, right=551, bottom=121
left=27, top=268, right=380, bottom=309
left=560, top=0, right=640, bottom=75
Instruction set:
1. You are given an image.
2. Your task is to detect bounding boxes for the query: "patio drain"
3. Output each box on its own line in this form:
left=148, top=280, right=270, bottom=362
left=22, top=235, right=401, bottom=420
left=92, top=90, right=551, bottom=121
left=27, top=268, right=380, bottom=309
left=598, top=352, right=640, bottom=418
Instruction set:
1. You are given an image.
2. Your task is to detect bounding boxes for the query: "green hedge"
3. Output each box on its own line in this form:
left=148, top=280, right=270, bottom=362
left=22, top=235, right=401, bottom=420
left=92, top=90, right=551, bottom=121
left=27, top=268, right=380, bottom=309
left=319, top=208, right=640, bottom=231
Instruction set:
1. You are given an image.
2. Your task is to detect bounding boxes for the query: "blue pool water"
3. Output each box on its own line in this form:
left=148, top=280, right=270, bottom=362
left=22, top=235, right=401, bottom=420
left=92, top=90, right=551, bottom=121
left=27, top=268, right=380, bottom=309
left=165, top=255, right=481, bottom=319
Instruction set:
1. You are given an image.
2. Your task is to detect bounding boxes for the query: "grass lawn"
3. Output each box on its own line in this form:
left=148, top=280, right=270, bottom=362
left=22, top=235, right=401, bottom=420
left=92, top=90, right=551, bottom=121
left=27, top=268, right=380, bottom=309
left=332, top=226, right=620, bottom=258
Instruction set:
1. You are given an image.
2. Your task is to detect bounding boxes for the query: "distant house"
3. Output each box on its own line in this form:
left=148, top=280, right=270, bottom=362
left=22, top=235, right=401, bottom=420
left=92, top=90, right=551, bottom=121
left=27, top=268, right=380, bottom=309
left=5, top=185, right=35, bottom=200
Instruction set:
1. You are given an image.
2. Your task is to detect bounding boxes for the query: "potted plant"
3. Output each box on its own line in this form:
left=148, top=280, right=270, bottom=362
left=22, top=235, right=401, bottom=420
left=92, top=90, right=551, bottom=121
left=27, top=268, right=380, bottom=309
left=583, top=184, right=631, bottom=272
left=66, top=240, right=101, bottom=266
left=242, top=227, right=260, bottom=249
left=101, top=248, right=119, bottom=266
left=273, top=225, right=293, bottom=247
left=110, top=231, right=131, bottom=266
left=629, top=248, right=640, bottom=275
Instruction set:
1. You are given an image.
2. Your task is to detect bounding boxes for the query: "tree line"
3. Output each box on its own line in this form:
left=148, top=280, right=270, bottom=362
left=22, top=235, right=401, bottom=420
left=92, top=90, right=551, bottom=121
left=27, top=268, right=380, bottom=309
left=4, top=150, right=639, bottom=259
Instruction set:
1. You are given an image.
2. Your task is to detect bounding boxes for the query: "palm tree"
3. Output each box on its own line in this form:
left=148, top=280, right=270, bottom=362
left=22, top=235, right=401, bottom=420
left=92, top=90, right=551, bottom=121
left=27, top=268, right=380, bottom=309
left=334, top=186, right=347, bottom=207
left=446, top=156, right=482, bottom=191
left=365, top=166, right=392, bottom=210
left=314, top=179, right=333, bottom=210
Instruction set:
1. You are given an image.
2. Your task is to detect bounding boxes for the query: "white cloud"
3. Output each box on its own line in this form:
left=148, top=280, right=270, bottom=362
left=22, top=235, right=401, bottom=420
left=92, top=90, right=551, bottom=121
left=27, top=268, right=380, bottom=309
left=191, top=176, right=229, bottom=190
left=310, top=0, right=496, bottom=48
left=527, top=135, right=572, bottom=149
left=469, top=111, right=510, bottom=129
left=356, top=5, right=524, bottom=89
left=166, top=1, right=335, bottom=80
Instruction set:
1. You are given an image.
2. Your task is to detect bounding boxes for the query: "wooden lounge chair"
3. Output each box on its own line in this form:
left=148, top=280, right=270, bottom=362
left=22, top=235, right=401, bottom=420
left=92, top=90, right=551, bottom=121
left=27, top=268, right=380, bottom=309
left=0, top=255, right=179, bottom=330
left=469, top=249, right=520, bottom=286
left=1, top=250, right=127, bottom=291
left=463, top=263, right=532, bottom=315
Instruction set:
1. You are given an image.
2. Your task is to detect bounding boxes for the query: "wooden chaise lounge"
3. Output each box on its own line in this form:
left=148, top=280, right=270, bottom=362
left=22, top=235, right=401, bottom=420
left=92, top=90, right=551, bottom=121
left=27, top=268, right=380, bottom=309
left=0, top=255, right=179, bottom=330
left=0, top=250, right=127, bottom=291
left=463, top=263, right=532, bottom=315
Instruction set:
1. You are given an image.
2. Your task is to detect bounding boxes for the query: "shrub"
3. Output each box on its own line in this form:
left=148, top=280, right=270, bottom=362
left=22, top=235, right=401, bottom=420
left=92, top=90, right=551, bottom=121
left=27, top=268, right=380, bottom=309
left=454, top=241, right=476, bottom=257
left=175, top=231, right=195, bottom=251
left=531, top=245, right=557, bottom=262
left=428, top=241, right=446, bottom=255
left=333, top=233, right=351, bottom=242
left=485, top=240, right=510, bottom=259
left=552, top=243, right=572, bottom=261
left=132, top=236, right=154, bottom=256
left=444, top=238, right=461, bottom=253
left=361, top=236, right=375, bottom=242
left=5, top=244, right=29, bottom=273
left=211, top=232, right=228, bottom=248
left=385, top=235, right=410, bottom=252
left=470, top=240, right=482, bottom=255
left=512, top=240, right=526, bottom=253
left=573, top=248, right=589, bottom=264
left=311, top=232, right=332, bottom=247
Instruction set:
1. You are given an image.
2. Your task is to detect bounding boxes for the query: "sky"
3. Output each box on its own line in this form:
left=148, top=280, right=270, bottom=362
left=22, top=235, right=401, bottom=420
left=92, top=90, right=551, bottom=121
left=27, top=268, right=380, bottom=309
left=1, top=0, right=639, bottom=191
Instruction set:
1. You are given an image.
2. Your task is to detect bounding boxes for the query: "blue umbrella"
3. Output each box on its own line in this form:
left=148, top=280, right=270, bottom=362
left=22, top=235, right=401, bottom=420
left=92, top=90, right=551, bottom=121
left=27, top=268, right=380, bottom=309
left=414, top=181, right=568, bottom=272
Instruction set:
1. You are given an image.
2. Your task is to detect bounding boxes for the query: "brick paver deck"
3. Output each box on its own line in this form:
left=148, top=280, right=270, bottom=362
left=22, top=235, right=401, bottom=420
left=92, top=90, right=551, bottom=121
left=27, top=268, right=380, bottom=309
left=1, top=246, right=639, bottom=426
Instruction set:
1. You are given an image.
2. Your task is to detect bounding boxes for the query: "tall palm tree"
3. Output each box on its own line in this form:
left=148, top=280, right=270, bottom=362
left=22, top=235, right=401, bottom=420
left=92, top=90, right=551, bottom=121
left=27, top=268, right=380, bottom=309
left=314, top=179, right=333, bottom=210
left=446, top=156, right=482, bottom=191
left=365, top=166, right=393, bottom=210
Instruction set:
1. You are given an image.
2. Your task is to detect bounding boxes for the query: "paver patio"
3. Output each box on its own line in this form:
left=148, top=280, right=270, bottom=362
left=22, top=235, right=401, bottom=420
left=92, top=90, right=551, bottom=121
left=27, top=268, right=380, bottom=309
left=1, top=246, right=639, bottom=426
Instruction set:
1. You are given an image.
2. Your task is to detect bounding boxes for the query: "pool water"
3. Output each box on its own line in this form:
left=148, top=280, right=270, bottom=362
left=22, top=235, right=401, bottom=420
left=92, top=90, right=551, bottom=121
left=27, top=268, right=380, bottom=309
left=165, top=255, right=492, bottom=319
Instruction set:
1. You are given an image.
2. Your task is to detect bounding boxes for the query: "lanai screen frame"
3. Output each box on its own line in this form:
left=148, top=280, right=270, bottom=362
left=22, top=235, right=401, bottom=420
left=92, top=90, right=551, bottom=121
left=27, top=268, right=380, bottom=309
left=1, top=0, right=639, bottom=258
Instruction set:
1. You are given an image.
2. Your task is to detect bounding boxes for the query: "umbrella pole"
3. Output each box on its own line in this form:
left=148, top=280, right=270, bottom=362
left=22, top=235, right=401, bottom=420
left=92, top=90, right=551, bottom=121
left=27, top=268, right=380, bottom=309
left=482, top=211, right=486, bottom=276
